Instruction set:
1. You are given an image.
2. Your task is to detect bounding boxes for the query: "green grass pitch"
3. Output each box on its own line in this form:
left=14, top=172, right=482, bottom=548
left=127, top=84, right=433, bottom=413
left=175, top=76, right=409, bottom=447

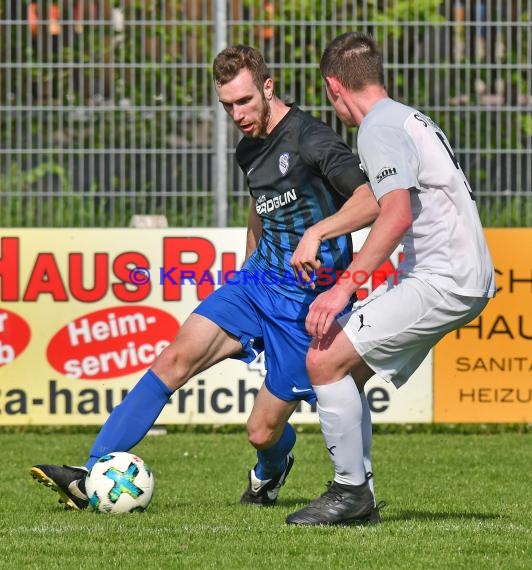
left=2, top=429, right=531, bottom=569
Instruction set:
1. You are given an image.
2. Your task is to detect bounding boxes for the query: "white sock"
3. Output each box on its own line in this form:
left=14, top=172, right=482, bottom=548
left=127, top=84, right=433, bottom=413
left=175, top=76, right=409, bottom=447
left=360, top=391, right=375, bottom=498
left=314, top=375, right=366, bottom=486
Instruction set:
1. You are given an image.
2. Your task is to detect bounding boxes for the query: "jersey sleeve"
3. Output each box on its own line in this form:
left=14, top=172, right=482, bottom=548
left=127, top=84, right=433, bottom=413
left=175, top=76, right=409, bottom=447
left=358, top=125, right=419, bottom=201
left=300, top=121, right=367, bottom=199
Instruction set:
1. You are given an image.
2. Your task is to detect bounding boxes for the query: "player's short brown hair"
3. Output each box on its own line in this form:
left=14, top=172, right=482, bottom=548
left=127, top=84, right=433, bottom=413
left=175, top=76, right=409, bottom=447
left=213, top=45, right=271, bottom=92
left=320, top=32, right=384, bottom=91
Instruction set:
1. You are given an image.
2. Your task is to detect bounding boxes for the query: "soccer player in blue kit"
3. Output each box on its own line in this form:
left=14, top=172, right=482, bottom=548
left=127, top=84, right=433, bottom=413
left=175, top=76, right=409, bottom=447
left=31, top=45, right=379, bottom=511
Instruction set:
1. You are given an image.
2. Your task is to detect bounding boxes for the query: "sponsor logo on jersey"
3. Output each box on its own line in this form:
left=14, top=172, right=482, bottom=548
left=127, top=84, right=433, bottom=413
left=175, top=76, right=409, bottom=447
left=256, top=188, right=297, bottom=214
left=376, top=166, right=398, bottom=183
left=414, top=112, right=438, bottom=129
left=278, top=152, right=290, bottom=176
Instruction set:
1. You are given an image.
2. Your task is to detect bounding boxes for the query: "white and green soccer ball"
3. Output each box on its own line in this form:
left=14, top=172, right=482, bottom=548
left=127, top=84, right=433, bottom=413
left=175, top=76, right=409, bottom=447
left=86, top=452, right=155, bottom=514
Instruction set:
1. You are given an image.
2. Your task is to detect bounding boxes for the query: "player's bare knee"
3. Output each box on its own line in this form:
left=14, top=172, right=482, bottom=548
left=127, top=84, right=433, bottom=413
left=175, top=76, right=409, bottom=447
left=151, top=343, right=192, bottom=390
left=247, top=424, right=276, bottom=450
left=306, top=347, right=330, bottom=384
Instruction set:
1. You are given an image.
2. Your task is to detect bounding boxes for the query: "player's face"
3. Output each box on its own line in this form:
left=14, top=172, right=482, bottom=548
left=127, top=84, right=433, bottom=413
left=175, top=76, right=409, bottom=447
left=216, top=69, right=271, bottom=138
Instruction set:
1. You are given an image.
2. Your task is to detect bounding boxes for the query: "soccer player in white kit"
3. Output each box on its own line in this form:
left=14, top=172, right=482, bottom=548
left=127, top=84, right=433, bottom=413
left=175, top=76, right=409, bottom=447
left=286, top=32, right=496, bottom=526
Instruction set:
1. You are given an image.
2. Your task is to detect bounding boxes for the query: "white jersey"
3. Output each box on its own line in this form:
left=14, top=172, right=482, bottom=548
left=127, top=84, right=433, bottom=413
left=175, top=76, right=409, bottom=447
left=358, top=98, right=495, bottom=298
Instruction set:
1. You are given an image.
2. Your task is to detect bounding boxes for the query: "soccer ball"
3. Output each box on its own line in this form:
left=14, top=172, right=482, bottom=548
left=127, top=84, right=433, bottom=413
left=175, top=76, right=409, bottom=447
left=86, top=452, right=155, bottom=514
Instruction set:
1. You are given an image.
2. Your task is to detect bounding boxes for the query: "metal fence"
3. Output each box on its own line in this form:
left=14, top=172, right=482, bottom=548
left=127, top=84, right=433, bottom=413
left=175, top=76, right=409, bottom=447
left=1, top=1, right=530, bottom=228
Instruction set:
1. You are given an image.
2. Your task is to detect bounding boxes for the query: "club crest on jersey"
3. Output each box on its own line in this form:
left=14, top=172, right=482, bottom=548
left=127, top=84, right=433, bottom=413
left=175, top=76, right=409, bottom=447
left=376, top=166, right=398, bottom=183
left=278, top=152, right=290, bottom=176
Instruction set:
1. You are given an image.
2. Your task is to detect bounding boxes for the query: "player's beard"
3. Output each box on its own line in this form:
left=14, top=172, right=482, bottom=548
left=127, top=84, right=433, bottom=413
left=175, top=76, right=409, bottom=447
left=241, top=96, right=271, bottom=139
left=255, top=95, right=271, bottom=138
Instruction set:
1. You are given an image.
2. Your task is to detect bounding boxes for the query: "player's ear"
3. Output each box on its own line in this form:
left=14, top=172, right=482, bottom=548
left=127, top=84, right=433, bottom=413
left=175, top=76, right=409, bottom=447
left=263, top=77, right=274, bottom=101
left=324, top=76, right=342, bottom=97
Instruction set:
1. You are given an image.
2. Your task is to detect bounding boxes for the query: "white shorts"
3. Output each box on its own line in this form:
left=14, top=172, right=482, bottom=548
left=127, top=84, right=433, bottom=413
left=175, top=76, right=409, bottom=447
left=338, top=275, right=489, bottom=388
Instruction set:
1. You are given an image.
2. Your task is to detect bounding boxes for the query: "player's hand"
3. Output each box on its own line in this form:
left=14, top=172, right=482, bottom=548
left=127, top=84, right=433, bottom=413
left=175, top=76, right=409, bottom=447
left=306, top=286, right=352, bottom=339
left=290, top=230, right=322, bottom=289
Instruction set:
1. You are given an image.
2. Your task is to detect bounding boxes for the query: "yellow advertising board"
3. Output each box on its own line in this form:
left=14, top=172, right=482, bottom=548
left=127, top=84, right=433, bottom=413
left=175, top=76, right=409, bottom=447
left=0, top=228, right=431, bottom=426
left=434, top=228, right=532, bottom=422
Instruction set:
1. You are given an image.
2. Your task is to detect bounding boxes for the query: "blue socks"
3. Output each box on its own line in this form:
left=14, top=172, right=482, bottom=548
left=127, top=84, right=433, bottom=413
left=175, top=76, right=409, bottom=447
left=85, top=368, right=296, bottom=481
left=255, top=423, right=296, bottom=480
left=85, top=370, right=172, bottom=470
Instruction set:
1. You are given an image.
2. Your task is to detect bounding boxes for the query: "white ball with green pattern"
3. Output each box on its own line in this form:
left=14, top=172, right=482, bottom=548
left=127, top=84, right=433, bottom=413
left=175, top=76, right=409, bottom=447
left=86, top=452, right=155, bottom=514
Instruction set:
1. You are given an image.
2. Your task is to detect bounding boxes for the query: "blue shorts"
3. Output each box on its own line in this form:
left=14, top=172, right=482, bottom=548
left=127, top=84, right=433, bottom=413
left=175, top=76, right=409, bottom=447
left=193, top=275, right=317, bottom=404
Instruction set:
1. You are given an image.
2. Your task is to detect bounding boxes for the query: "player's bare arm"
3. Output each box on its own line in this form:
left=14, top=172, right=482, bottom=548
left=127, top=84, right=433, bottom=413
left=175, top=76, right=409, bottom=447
left=244, top=198, right=262, bottom=263
left=305, top=188, right=411, bottom=339
left=290, top=183, right=379, bottom=287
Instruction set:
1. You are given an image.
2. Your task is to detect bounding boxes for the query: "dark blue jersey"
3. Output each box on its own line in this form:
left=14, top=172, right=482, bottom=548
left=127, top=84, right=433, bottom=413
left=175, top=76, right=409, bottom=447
left=236, top=105, right=367, bottom=303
